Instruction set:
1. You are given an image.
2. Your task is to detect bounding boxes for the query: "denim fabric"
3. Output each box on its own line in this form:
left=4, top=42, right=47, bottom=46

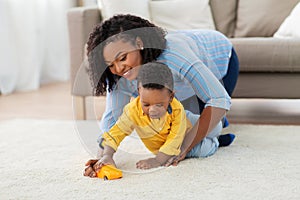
left=184, top=116, right=222, bottom=158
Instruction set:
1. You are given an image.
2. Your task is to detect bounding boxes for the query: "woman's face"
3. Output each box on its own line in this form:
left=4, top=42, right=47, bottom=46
left=139, top=87, right=173, bottom=119
left=103, top=39, right=143, bottom=80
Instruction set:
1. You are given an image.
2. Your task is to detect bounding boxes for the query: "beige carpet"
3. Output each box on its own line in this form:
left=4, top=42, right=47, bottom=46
left=1, top=119, right=300, bottom=200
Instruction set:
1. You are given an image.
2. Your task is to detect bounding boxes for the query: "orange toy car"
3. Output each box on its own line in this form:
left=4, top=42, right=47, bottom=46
left=96, top=164, right=123, bottom=180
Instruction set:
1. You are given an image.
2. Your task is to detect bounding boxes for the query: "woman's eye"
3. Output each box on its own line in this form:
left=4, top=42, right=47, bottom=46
left=119, top=54, right=127, bottom=61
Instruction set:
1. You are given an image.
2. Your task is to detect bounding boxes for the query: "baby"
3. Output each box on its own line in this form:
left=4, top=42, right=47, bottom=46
left=97, top=62, right=193, bottom=169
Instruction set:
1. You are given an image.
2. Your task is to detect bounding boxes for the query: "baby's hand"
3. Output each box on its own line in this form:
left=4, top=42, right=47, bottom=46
left=94, top=155, right=116, bottom=172
left=136, top=158, right=162, bottom=169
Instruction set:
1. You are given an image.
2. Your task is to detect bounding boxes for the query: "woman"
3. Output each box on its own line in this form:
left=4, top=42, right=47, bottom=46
left=84, top=14, right=239, bottom=177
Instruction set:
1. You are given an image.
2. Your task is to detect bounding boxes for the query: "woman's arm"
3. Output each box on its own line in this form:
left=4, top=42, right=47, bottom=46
left=96, top=89, right=131, bottom=159
left=162, top=31, right=232, bottom=112
left=97, top=79, right=135, bottom=155
left=99, top=87, right=132, bottom=134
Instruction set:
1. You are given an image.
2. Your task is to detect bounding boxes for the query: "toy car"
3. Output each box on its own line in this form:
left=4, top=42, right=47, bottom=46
left=96, top=164, right=123, bottom=180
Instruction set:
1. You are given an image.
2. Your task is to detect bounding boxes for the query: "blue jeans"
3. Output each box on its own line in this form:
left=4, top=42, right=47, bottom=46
left=185, top=111, right=222, bottom=158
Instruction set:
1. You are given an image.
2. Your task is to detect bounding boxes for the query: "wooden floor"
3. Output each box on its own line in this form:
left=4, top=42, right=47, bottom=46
left=0, top=82, right=74, bottom=120
left=1, top=81, right=299, bottom=125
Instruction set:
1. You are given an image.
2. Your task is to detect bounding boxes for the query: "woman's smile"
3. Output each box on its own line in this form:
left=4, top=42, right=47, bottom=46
left=122, top=68, right=132, bottom=79
left=103, top=39, right=143, bottom=80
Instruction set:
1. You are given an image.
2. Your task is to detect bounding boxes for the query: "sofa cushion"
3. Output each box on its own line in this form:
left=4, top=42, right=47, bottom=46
left=230, top=38, right=300, bottom=72
left=209, top=0, right=237, bottom=38
left=99, top=0, right=150, bottom=20
left=149, top=0, right=215, bottom=31
left=274, top=2, right=300, bottom=39
left=235, top=0, right=299, bottom=37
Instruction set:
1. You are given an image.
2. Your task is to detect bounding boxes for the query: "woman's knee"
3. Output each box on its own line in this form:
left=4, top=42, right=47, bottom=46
left=198, top=137, right=219, bottom=157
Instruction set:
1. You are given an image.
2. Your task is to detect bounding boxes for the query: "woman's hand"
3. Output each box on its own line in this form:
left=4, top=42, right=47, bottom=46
left=83, top=159, right=99, bottom=178
left=83, top=155, right=116, bottom=178
left=164, top=150, right=187, bottom=167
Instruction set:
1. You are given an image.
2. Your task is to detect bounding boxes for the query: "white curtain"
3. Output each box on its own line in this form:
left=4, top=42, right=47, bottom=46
left=0, top=0, right=77, bottom=95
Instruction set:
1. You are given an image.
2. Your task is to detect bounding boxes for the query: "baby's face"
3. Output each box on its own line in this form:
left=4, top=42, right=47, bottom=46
left=139, top=87, right=173, bottom=119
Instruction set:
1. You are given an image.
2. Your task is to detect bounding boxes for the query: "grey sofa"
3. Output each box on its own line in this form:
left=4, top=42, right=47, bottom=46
left=67, top=0, right=300, bottom=119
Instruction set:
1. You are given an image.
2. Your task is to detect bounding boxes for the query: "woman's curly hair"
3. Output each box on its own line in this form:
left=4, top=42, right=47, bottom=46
left=86, top=14, right=167, bottom=96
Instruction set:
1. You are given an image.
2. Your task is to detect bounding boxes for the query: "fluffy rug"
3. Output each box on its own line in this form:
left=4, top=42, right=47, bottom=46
left=1, top=119, right=300, bottom=200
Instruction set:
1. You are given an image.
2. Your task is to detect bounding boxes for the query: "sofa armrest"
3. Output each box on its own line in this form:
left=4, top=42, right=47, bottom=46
left=67, top=6, right=101, bottom=95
